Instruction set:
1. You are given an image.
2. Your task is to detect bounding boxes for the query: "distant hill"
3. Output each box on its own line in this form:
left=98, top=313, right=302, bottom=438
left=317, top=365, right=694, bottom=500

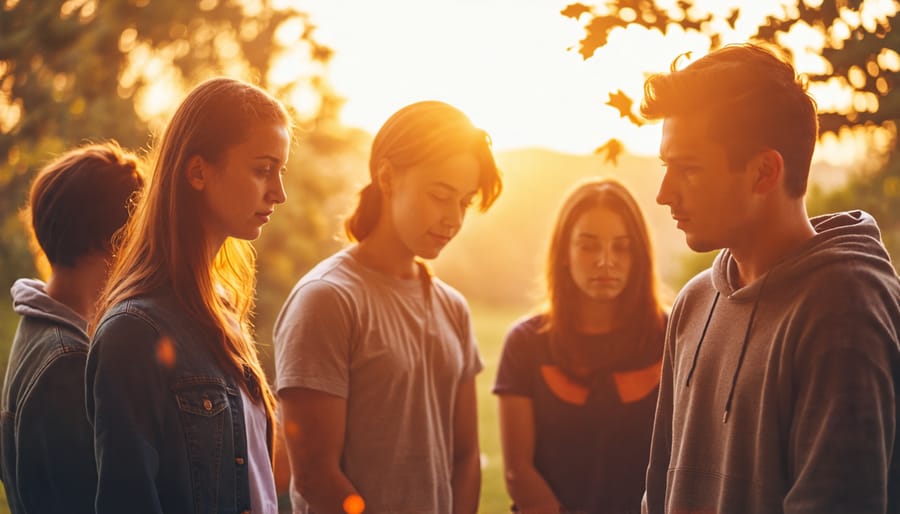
left=432, top=147, right=692, bottom=310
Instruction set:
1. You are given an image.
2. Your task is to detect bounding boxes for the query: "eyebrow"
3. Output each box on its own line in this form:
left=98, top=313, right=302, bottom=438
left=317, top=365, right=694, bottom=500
left=252, top=154, right=282, bottom=164
left=574, top=233, right=631, bottom=240
left=430, top=181, right=477, bottom=196
left=659, top=155, right=699, bottom=166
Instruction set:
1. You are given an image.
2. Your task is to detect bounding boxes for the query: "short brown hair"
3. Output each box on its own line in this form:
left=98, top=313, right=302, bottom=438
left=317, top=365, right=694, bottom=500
left=27, top=141, right=144, bottom=267
left=642, top=43, right=818, bottom=197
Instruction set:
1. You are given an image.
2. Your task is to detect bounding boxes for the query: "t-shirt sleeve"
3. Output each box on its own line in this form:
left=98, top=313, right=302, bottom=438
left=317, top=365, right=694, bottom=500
left=492, top=318, right=538, bottom=397
left=458, top=300, right=484, bottom=381
left=273, top=279, right=354, bottom=399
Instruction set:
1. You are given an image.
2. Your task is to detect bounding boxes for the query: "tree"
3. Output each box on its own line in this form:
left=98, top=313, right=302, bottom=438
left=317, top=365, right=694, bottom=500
left=562, top=0, right=900, bottom=271
left=0, top=0, right=360, bottom=382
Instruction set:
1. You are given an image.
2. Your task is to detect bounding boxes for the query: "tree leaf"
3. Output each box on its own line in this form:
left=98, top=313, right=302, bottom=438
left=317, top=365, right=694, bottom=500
left=594, top=138, right=625, bottom=165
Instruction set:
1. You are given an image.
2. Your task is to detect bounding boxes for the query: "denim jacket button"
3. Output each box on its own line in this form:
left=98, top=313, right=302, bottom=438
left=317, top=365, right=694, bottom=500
left=202, top=399, right=213, bottom=412
left=235, top=457, right=245, bottom=465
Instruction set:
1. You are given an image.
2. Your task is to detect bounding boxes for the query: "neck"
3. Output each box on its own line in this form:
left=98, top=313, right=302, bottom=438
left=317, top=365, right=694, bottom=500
left=351, top=220, right=418, bottom=280
left=575, top=297, right=618, bottom=334
left=731, top=200, right=815, bottom=286
left=45, top=254, right=109, bottom=321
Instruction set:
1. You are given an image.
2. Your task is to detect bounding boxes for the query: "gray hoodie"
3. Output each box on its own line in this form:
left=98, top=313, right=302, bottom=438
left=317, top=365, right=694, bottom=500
left=8, top=278, right=87, bottom=333
left=643, top=211, right=900, bottom=514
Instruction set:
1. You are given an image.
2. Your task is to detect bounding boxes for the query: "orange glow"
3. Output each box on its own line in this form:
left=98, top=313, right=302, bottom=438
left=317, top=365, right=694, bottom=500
left=284, top=420, right=300, bottom=438
left=343, top=493, right=365, bottom=514
left=156, top=336, right=176, bottom=368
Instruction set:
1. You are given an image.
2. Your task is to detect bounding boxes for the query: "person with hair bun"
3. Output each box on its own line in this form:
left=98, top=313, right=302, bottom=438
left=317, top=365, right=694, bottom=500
left=1, top=141, right=144, bottom=514
left=274, top=100, right=502, bottom=514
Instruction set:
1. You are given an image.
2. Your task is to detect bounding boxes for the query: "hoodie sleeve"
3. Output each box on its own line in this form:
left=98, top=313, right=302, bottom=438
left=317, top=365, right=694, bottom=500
left=783, top=306, right=897, bottom=514
left=85, top=311, right=167, bottom=514
left=642, top=308, right=677, bottom=514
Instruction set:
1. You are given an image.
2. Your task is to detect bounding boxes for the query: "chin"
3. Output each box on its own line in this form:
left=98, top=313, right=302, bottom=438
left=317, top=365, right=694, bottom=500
left=684, top=234, right=719, bottom=253
left=416, top=248, right=442, bottom=260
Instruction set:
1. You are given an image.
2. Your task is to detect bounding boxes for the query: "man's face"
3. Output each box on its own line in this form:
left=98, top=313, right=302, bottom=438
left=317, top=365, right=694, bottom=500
left=657, top=114, right=757, bottom=253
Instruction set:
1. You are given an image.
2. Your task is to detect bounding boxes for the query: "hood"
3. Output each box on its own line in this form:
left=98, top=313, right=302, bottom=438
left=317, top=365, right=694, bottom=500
left=687, top=211, right=895, bottom=423
left=11, top=278, right=88, bottom=336
left=711, top=210, right=895, bottom=300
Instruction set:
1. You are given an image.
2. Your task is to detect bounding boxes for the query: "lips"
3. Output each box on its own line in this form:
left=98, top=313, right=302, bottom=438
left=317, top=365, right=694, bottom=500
left=255, top=209, right=274, bottom=223
left=429, top=232, right=452, bottom=246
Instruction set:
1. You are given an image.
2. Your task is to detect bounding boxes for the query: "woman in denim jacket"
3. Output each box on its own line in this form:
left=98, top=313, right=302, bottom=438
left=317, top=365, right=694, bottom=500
left=86, top=78, right=291, bottom=514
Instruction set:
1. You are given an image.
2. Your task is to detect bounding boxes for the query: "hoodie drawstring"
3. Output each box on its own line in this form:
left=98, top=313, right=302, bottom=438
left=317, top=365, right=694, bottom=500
left=684, top=292, right=719, bottom=387
left=683, top=273, right=771, bottom=424
left=722, top=272, right=770, bottom=423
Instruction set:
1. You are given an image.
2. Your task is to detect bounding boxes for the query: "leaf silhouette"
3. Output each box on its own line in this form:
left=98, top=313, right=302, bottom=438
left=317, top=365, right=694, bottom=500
left=561, top=3, right=592, bottom=20
left=578, top=15, right=624, bottom=59
left=726, top=8, right=740, bottom=29
left=594, top=138, right=624, bottom=165
left=605, top=90, right=645, bottom=127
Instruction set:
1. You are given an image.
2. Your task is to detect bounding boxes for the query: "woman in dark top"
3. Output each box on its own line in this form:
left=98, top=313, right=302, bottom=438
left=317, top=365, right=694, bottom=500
left=494, top=178, right=667, bottom=514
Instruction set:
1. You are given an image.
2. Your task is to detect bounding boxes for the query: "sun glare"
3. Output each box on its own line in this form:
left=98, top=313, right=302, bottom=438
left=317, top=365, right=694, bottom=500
left=275, top=0, right=891, bottom=167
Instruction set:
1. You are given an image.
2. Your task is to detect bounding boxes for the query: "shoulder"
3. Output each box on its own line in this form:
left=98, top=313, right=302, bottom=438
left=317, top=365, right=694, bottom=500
left=431, top=277, right=471, bottom=315
left=91, top=298, right=165, bottom=357
left=504, top=314, right=546, bottom=348
left=669, top=268, right=716, bottom=322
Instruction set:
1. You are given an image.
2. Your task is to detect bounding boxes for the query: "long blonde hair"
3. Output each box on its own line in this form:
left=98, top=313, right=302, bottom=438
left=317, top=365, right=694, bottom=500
left=92, top=78, right=291, bottom=451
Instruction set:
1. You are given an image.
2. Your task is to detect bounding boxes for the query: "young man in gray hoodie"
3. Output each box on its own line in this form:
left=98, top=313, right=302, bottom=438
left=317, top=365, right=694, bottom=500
left=642, top=44, right=900, bottom=514
left=0, top=142, right=143, bottom=514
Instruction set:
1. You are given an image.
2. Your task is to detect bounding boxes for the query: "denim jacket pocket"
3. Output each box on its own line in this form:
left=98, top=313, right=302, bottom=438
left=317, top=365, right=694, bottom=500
left=174, top=377, right=233, bottom=514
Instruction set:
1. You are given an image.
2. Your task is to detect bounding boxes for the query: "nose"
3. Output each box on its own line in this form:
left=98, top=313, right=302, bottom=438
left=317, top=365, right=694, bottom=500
left=656, top=168, right=674, bottom=207
left=268, top=173, right=287, bottom=205
left=595, top=245, right=614, bottom=268
left=443, top=201, right=465, bottom=230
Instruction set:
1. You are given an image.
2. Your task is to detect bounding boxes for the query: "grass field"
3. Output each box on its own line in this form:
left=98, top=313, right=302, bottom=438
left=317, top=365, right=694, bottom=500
left=470, top=301, right=527, bottom=514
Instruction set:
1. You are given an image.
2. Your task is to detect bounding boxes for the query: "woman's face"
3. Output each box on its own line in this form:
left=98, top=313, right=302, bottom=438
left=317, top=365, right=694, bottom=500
left=387, top=152, right=480, bottom=260
left=567, top=206, right=633, bottom=303
left=195, top=120, right=290, bottom=249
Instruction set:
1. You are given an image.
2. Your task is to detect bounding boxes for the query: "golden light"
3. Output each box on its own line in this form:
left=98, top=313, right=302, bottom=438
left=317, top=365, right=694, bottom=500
left=156, top=336, right=176, bottom=368
left=342, top=494, right=365, bottom=514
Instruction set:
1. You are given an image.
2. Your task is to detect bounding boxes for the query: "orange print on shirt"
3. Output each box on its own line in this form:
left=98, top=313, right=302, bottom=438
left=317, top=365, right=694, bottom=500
left=540, top=365, right=589, bottom=405
left=612, top=359, right=662, bottom=403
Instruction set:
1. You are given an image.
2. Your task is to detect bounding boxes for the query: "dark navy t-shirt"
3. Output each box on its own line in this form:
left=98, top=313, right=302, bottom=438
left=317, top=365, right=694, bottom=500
left=493, top=315, right=664, bottom=514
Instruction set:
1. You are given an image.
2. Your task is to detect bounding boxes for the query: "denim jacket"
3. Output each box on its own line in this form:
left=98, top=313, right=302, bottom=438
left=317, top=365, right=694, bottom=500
left=86, top=288, right=272, bottom=514
left=1, top=279, right=97, bottom=514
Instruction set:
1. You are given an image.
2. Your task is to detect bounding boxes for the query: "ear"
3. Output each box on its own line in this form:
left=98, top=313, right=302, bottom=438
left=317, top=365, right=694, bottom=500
left=374, top=158, right=394, bottom=195
left=185, top=155, right=209, bottom=191
left=748, top=149, right=784, bottom=195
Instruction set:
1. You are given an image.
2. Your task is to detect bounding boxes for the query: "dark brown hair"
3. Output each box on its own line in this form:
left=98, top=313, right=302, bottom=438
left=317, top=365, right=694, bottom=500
left=642, top=43, right=818, bottom=197
left=27, top=141, right=144, bottom=267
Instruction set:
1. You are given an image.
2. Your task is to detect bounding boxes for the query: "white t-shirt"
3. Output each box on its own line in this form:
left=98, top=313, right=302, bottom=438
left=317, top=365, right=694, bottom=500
left=241, top=388, right=278, bottom=514
left=274, top=249, right=483, bottom=514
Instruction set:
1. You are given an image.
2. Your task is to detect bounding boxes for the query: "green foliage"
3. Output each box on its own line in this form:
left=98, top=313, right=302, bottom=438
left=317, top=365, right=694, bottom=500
left=0, top=0, right=333, bottom=290
left=0, top=0, right=359, bottom=380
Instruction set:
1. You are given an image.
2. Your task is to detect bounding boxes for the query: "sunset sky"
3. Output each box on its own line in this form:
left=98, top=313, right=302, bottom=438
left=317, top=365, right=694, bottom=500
left=284, top=0, right=897, bottom=166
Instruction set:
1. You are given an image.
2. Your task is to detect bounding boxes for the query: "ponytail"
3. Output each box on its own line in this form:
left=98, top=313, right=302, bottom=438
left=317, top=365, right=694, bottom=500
left=344, top=182, right=382, bottom=242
